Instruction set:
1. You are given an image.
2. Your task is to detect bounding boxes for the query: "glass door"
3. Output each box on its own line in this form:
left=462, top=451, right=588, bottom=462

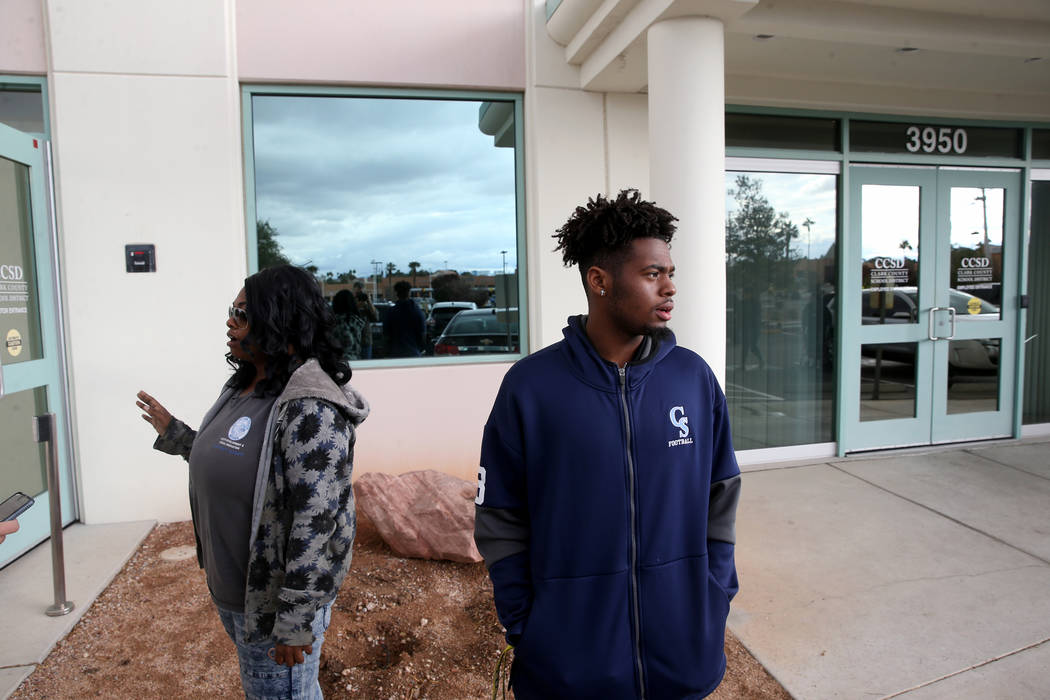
left=842, top=166, right=1020, bottom=452
left=0, top=121, right=74, bottom=568
left=932, top=170, right=1019, bottom=442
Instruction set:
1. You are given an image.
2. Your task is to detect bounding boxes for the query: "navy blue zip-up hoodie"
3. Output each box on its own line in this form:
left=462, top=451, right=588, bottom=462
left=475, top=316, right=740, bottom=699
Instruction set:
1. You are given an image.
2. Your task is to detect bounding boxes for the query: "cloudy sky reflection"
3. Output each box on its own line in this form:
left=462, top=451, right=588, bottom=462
left=726, top=171, right=838, bottom=259
left=251, top=96, right=518, bottom=277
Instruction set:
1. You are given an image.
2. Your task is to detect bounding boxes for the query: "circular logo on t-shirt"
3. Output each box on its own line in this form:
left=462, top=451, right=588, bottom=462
left=228, top=416, right=252, bottom=441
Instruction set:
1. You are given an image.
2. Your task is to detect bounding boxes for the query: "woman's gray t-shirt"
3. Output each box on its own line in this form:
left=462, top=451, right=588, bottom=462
left=189, top=393, right=277, bottom=612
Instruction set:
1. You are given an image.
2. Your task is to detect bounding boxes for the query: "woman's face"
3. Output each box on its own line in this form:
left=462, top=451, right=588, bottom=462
left=226, top=287, right=258, bottom=362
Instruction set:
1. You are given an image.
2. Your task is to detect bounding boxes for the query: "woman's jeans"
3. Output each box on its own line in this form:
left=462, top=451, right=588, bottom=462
left=216, top=601, right=333, bottom=700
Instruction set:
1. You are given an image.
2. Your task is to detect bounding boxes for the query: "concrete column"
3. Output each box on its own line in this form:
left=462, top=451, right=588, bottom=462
left=647, top=17, right=727, bottom=385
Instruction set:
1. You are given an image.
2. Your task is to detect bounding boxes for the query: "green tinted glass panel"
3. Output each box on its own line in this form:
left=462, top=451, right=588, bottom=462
left=726, top=114, right=839, bottom=151
left=1023, top=181, right=1050, bottom=424
left=0, top=156, right=42, bottom=363
left=1032, top=130, right=1050, bottom=160
left=0, top=87, right=44, bottom=135
left=725, top=171, right=837, bottom=449
left=0, top=386, right=47, bottom=498
left=851, top=121, right=1021, bottom=158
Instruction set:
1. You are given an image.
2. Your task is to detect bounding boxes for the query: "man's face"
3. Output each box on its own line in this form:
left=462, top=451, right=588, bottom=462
left=606, top=238, right=676, bottom=337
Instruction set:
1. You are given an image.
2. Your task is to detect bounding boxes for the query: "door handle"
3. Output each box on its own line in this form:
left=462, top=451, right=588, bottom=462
left=929, top=306, right=946, bottom=340
left=928, top=306, right=956, bottom=341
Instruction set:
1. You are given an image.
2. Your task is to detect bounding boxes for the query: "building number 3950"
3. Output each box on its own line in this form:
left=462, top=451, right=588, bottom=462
left=905, top=125, right=968, bottom=154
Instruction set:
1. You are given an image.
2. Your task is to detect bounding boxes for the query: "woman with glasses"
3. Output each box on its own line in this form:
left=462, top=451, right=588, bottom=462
left=135, top=264, right=369, bottom=699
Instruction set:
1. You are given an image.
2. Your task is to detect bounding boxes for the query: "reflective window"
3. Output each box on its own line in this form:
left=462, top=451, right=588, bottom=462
left=949, top=186, right=1003, bottom=316
left=0, top=387, right=48, bottom=498
left=0, top=156, right=42, bottom=364
left=946, top=338, right=1000, bottom=415
left=0, top=84, right=45, bottom=135
left=247, top=92, right=521, bottom=362
left=860, top=342, right=917, bottom=421
left=861, top=184, right=919, bottom=320
left=1023, top=181, right=1050, bottom=424
left=725, top=171, right=837, bottom=449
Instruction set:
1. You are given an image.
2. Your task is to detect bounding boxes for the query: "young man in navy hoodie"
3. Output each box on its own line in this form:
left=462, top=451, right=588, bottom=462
left=475, top=189, right=741, bottom=699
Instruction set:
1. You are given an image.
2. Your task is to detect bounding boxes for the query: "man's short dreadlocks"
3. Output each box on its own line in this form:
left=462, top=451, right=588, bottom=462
left=552, top=188, right=677, bottom=285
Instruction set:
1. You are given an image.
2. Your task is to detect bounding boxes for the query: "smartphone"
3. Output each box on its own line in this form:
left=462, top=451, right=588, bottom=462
left=0, top=491, right=34, bottom=521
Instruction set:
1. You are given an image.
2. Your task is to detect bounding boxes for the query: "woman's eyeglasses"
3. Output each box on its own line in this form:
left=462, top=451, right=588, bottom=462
left=228, top=306, right=248, bottom=328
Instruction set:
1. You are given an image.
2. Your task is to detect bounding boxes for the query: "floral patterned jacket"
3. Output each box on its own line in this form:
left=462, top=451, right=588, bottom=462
left=154, top=359, right=369, bottom=646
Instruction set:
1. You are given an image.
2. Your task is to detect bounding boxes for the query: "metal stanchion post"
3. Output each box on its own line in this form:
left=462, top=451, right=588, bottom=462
left=33, top=412, right=75, bottom=617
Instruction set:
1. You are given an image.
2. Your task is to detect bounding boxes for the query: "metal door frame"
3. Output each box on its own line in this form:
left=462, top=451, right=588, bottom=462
left=841, top=165, right=1021, bottom=453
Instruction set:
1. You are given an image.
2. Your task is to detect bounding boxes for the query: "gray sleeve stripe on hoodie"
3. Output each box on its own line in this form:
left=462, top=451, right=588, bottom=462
left=474, top=505, right=529, bottom=567
left=708, top=474, right=741, bottom=544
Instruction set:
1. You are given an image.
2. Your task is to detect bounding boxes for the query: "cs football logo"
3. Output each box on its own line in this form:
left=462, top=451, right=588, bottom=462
left=669, top=406, right=689, bottom=438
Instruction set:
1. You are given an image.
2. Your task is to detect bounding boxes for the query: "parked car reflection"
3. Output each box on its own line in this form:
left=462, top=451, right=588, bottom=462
left=433, top=307, right=519, bottom=355
left=426, top=301, right=477, bottom=349
left=852, top=287, right=1000, bottom=374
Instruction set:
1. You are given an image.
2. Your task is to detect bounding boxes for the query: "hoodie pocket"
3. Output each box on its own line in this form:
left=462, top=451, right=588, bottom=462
left=511, top=571, right=637, bottom=699
left=639, top=556, right=729, bottom=698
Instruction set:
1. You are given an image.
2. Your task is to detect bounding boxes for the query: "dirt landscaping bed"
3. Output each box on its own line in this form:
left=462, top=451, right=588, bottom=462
left=12, top=519, right=788, bottom=699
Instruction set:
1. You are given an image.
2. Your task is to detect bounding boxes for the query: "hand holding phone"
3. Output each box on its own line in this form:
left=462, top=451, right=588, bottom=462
left=0, top=491, right=34, bottom=521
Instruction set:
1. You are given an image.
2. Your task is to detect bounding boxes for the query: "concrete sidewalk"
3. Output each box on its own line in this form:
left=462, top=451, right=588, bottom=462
left=0, top=520, right=154, bottom=700
left=730, top=437, right=1050, bottom=699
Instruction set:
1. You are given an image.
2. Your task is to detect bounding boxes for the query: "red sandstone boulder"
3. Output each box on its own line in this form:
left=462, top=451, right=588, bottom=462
left=353, top=470, right=482, bottom=563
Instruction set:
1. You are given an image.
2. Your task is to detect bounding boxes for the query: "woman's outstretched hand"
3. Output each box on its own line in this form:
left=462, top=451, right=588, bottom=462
left=136, top=390, right=173, bottom=436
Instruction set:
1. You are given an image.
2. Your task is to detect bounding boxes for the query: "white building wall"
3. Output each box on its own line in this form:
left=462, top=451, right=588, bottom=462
left=605, top=94, right=650, bottom=196
left=44, top=0, right=246, bottom=523
left=525, top=86, right=607, bottom=348
left=523, top=0, right=641, bottom=349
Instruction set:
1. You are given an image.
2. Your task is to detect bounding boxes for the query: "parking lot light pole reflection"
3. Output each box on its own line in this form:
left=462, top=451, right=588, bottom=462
left=974, top=189, right=989, bottom=255
left=370, top=260, right=382, bottom=302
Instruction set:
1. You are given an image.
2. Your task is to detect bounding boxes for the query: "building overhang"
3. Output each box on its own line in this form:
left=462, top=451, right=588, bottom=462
left=546, top=0, right=1050, bottom=120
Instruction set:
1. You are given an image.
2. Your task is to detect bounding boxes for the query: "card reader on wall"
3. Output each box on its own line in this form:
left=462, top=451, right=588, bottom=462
left=125, top=244, right=156, bottom=273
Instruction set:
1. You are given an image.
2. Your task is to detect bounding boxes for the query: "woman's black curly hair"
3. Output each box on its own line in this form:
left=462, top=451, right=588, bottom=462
left=552, top=188, right=677, bottom=284
left=227, top=264, right=351, bottom=396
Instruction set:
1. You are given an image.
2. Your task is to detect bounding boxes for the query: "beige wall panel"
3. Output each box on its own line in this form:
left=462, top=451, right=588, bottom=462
left=0, top=0, right=46, bottom=74
left=46, top=0, right=227, bottom=76
left=525, top=86, right=606, bottom=349
left=605, top=93, right=650, bottom=196
left=237, top=0, right=525, bottom=89
left=51, top=73, right=245, bottom=523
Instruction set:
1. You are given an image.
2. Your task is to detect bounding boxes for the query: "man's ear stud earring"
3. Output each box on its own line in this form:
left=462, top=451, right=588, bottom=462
left=600, top=288, right=606, bottom=297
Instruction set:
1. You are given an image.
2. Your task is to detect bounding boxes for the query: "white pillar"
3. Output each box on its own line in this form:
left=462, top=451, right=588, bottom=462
left=647, top=17, right=727, bottom=386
